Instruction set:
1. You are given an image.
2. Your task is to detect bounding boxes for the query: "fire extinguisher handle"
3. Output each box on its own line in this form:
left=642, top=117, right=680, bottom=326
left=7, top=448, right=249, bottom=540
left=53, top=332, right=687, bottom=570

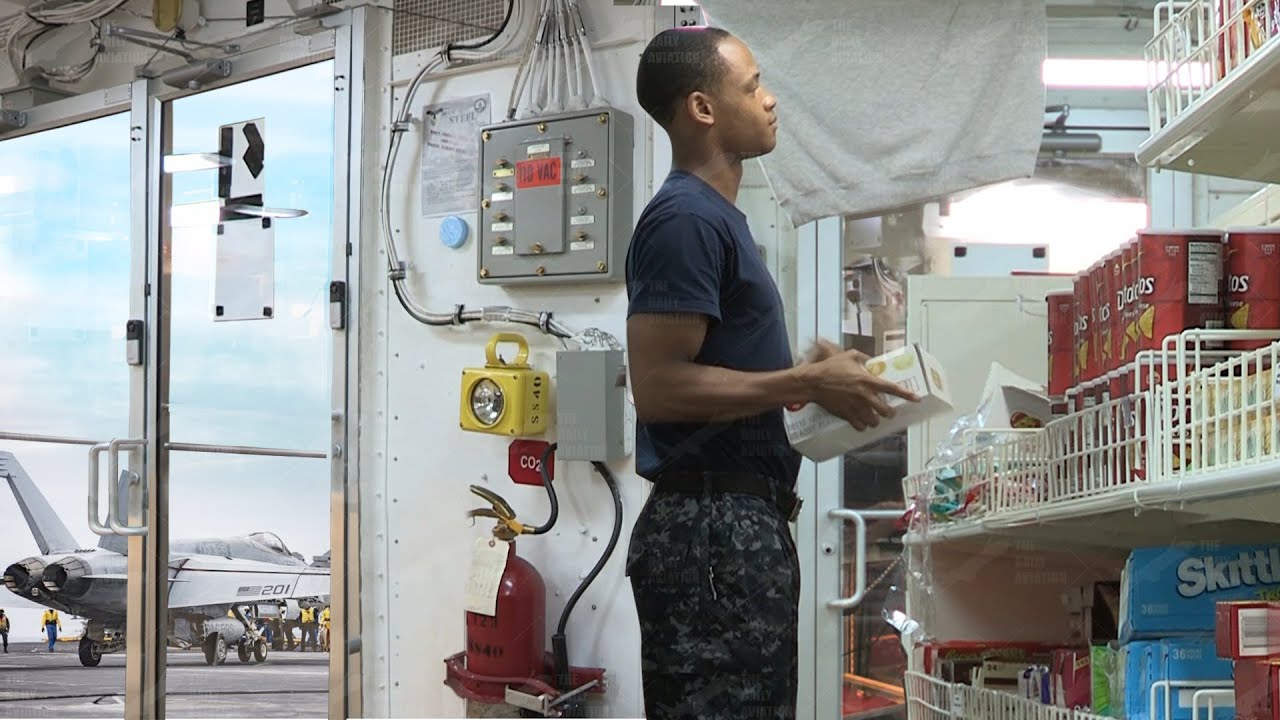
left=469, top=484, right=517, bottom=520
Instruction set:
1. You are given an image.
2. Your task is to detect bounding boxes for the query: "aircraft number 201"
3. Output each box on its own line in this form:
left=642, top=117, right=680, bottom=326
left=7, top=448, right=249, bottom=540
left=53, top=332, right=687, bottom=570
left=262, top=584, right=291, bottom=596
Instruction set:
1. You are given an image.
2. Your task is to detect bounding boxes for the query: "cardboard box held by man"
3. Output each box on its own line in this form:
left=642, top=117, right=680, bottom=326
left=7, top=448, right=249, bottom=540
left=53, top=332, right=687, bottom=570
left=785, top=344, right=953, bottom=461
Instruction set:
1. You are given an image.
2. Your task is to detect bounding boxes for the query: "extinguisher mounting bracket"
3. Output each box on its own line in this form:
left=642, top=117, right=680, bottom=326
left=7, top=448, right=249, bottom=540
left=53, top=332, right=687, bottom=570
left=505, top=678, right=599, bottom=716
left=443, top=651, right=607, bottom=714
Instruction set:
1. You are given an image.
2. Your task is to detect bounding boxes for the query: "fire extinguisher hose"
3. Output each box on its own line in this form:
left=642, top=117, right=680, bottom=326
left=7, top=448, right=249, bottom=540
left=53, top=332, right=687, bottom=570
left=551, top=460, right=623, bottom=704
left=525, top=442, right=561, bottom=535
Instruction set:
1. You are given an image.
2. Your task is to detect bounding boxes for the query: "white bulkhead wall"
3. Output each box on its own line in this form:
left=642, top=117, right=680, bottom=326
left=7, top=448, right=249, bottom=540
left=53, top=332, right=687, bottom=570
left=351, top=4, right=791, bottom=717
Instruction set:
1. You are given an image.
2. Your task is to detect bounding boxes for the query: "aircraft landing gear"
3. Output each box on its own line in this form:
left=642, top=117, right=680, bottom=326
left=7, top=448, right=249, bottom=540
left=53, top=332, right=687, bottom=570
left=203, top=634, right=227, bottom=666
left=230, top=605, right=268, bottom=665
left=78, top=637, right=102, bottom=667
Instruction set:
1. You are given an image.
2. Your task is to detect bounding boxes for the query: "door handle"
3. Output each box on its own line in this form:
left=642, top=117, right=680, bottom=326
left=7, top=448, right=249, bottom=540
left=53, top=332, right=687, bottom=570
left=827, top=508, right=903, bottom=610
left=107, top=439, right=148, bottom=536
left=87, top=443, right=114, bottom=536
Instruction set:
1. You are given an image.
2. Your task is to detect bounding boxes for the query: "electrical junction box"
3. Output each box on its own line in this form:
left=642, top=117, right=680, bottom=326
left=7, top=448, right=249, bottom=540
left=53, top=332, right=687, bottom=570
left=477, top=107, right=634, bottom=285
left=555, top=350, right=626, bottom=462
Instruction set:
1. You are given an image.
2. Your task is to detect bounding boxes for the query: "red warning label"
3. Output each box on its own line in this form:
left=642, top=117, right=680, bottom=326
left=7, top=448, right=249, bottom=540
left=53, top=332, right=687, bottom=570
left=516, top=157, right=562, bottom=189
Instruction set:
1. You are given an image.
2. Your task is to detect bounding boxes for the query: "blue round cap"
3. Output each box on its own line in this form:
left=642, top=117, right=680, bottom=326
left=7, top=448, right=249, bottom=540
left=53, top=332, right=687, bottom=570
left=440, top=216, right=469, bottom=249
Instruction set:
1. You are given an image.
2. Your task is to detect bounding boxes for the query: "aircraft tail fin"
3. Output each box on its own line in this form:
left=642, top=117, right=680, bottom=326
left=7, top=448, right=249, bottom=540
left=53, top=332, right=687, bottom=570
left=0, top=451, right=80, bottom=554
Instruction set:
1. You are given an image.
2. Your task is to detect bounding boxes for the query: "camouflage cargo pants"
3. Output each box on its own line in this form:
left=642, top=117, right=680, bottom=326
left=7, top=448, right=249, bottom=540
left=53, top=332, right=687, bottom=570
left=626, top=487, right=801, bottom=720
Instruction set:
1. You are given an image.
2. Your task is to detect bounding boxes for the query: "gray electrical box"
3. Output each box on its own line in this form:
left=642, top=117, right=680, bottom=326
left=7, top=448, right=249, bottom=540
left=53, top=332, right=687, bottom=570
left=477, top=108, right=634, bottom=285
left=555, top=350, right=626, bottom=462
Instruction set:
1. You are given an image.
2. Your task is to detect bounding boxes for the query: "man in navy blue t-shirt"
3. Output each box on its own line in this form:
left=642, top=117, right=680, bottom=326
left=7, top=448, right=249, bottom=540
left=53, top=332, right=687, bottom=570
left=625, top=25, right=916, bottom=720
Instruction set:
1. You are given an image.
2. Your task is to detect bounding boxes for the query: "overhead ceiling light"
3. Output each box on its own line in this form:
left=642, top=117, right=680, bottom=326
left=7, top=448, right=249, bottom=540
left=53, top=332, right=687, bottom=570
left=1042, top=57, right=1212, bottom=89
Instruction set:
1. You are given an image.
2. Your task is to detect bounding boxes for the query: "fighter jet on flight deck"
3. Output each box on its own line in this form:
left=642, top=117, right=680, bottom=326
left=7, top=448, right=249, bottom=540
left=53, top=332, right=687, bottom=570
left=0, top=451, right=329, bottom=667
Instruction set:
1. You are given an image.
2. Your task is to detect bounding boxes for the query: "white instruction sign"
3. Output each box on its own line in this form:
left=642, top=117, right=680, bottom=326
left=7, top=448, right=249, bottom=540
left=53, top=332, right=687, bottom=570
left=420, top=94, right=491, bottom=217
left=463, top=537, right=509, bottom=616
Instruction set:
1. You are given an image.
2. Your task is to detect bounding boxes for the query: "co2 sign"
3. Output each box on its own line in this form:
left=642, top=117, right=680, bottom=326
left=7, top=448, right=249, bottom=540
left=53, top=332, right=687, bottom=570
left=508, top=439, right=554, bottom=487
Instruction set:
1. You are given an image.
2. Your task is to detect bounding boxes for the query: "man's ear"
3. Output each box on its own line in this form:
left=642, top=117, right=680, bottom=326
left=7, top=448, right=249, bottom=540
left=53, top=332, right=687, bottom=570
left=686, top=91, right=715, bottom=128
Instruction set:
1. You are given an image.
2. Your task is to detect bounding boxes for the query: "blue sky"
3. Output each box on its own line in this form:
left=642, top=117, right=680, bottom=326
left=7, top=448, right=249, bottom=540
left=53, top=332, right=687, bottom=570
left=0, top=61, right=336, bottom=642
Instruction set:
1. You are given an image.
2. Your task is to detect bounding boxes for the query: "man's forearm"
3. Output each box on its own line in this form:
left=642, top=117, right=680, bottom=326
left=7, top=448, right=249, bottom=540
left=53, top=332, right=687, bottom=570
left=632, top=361, right=817, bottom=423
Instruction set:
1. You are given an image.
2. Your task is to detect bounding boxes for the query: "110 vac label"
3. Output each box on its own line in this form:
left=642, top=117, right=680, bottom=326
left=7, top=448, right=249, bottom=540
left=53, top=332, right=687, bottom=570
left=516, top=157, right=561, bottom=189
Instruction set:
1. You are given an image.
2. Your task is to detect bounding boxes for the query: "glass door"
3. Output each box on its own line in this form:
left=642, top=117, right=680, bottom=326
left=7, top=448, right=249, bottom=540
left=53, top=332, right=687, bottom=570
left=0, top=112, right=146, bottom=717
left=154, top=60, right=339, bottom=719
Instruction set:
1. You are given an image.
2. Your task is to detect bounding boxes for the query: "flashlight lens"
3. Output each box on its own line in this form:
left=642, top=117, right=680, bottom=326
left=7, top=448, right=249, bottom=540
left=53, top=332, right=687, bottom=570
left=470, top=379, right=505, bottom=426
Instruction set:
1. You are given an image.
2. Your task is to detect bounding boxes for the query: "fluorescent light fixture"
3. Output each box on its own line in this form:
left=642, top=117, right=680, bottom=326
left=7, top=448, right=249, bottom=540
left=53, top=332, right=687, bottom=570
left=1043, top=57, right=1212, bottom=89
left=660, top=0, right=699, bottom=5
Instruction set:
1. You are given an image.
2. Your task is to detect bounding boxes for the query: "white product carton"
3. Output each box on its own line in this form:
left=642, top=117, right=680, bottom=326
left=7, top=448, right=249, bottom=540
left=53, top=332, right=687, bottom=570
left=784, top=343, right=953, bottom=461
left=978, top=363, right=1053, bottom=430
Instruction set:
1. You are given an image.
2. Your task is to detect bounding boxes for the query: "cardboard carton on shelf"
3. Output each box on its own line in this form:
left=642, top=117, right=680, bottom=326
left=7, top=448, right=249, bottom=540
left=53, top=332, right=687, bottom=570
left=978, top=363, right=1053, bottom=430
left=784, top=344, right=952, bottom=462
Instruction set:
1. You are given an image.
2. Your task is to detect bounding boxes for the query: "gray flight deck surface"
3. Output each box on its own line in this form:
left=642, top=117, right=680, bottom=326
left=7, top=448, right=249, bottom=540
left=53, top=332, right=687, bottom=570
left=0, top=643, right=328, bottom=718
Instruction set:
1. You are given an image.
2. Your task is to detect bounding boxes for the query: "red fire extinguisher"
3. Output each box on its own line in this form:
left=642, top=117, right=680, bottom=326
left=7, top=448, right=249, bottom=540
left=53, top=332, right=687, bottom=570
left=466, top=486, right=547, bottom=680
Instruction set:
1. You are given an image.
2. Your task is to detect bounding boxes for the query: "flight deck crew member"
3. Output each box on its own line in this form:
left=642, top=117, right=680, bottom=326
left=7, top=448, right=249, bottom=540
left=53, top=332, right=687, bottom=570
left=277, top=603, right=296, bottom=651
left=0, top=609, right=9, bottom=653
left=41, top=609, right=62, bottom=652
left=300, top=607, right=315, bottom=651
left=320, top=606, right=330, bottom=652
left=625, top=27, right=917, bottom=720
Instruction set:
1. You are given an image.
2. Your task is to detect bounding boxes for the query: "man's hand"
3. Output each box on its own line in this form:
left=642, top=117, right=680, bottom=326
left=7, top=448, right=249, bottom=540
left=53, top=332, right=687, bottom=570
left=786, top=339, right=864, bottom=411
left=801, top=337, right=859, bottom=365
left=804, top=349, right=920, bottom=431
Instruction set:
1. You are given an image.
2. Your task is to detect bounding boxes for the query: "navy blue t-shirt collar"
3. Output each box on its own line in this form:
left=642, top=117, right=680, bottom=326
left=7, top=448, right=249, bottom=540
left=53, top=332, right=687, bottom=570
left=666, top=169, right=747, bottom=220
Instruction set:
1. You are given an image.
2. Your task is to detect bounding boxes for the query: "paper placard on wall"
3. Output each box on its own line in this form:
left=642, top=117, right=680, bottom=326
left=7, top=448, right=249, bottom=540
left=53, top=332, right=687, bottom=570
left=421, top=94, right=492, bottom=217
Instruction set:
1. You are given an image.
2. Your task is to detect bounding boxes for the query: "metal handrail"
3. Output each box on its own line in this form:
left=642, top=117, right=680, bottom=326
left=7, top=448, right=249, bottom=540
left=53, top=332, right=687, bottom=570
left=166, top=441, right=327, bottom=459
left=2, top=430, right=107, bottom=446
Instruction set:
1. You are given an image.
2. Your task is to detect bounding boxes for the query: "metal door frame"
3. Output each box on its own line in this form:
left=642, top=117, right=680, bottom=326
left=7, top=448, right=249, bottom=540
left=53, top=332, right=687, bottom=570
left=141, top=19, right=361, bottom=719
left=807, top=217, right=848, bottom=720
left=800, top=216, right=903, bottom=720
left=330, top=9, right=369, bottom=719
left=1, top=9, right=365, bottom=718
left=101, top=12, right=357, bottom=720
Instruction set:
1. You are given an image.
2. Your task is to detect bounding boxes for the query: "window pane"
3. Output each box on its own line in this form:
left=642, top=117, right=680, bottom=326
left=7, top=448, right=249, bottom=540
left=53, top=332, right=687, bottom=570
left=168, top=62, right=336, bottom=452
left=0, top=114, right=132, bottom=441
left=0, top=113, right=132, bottom=716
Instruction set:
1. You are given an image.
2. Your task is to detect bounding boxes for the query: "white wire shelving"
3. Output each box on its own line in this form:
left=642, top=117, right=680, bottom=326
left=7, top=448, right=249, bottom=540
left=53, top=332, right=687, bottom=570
left=903, top=671, right=1234, bottom=720
left=901, top=330, right=1280, bottom=547
left=1138, top=0, right=1280, bottom=182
